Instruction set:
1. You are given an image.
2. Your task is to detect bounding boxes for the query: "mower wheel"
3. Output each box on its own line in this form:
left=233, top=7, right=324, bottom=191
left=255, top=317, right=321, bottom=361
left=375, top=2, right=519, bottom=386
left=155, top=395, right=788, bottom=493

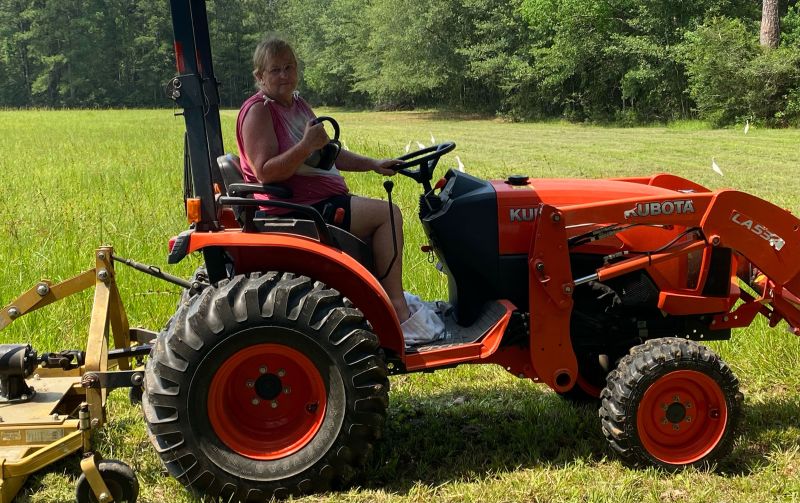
left=143, top=272, right=389, bottom=501
left=599, top=338, right=743, bottom=469
left=75, top=459, right=139, bottom=503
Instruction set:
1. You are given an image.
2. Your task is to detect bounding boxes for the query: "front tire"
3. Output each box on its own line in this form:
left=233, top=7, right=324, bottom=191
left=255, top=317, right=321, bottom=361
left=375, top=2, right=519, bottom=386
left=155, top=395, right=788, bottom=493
left=599, top=338, right=743, bottom=468
left=143, top=273, right=389, bottom=501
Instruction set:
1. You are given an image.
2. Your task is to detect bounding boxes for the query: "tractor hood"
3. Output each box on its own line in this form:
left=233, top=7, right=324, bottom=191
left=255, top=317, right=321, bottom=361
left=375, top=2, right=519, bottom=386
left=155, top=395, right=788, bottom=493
left=492, top=176, right=690, bottom=208
left=490, top=175, right=705, bottom=255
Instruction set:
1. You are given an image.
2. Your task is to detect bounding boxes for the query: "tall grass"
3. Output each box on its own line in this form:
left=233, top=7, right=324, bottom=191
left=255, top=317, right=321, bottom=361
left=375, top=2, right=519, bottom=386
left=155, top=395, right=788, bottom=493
left=1, top=110, right=800, bottom=502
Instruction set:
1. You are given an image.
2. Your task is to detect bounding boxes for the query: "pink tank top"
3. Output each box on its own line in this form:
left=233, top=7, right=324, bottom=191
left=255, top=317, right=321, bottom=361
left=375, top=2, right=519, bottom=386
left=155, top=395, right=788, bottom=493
left=235, top=92, right=349, bottom=214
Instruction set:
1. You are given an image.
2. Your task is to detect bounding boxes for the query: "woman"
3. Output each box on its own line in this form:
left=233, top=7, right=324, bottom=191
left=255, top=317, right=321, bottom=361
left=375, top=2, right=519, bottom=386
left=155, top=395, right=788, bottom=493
left=236, top=37, right=444, bottom=342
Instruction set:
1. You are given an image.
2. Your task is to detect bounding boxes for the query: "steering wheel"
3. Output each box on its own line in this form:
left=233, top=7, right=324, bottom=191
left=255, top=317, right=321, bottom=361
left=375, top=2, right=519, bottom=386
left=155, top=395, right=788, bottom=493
left=311, top=116, right=340, bottom=141
left=306, top=116, right=341, bottom=171
left=394, top=142, right=456, bottom=190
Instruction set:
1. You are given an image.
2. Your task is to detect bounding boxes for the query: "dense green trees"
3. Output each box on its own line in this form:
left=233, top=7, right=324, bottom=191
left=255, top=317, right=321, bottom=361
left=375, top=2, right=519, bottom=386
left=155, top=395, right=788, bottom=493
left=0, top=0, right=174, bottom=107
left=1, top=0, right=799, bottom=125
left=682, top=14, right=800, bottom=127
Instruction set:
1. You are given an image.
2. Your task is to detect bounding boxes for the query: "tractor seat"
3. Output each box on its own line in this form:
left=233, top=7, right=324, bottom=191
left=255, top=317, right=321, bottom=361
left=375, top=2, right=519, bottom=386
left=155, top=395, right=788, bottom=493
left=215, top=154, right=374, bottom=272
left=216, top=153, right=292, bottom=199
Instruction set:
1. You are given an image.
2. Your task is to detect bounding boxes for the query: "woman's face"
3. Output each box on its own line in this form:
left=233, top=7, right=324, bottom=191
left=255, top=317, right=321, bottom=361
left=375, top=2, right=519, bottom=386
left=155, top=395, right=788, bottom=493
left=259, top=49, right=298, bottom=104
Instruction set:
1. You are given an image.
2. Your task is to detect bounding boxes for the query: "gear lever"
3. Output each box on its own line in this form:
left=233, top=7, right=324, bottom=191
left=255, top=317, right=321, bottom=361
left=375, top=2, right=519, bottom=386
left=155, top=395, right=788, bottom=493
left=378, top=180, right=399, bottom=282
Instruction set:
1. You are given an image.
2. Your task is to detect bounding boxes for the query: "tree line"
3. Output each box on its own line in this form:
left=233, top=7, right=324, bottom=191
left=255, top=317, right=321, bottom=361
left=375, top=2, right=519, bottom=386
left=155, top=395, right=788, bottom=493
left=1, top=0, right=799, bottom=126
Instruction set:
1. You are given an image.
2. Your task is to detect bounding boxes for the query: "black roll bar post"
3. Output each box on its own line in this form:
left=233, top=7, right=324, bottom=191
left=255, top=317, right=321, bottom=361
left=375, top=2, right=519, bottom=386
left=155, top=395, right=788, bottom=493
left=167, top=0, right=224, bottom=233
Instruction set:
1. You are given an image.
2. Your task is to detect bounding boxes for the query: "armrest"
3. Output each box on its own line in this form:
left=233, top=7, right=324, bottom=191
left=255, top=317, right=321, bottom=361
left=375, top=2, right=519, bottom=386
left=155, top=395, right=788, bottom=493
left=227, top=183, right=293, bottom=199
left=218, top=197, right=334, bottom=246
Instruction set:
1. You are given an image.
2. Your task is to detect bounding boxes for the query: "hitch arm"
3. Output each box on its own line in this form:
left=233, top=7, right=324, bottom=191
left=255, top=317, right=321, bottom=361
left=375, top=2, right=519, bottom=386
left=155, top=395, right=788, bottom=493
left=0, top=270, right=96, bottom=330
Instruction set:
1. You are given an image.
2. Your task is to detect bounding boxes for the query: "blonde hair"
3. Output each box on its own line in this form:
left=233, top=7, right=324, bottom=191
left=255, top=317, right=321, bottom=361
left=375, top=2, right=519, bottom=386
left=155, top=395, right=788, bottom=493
left=252, top=37, right=296, bottom=88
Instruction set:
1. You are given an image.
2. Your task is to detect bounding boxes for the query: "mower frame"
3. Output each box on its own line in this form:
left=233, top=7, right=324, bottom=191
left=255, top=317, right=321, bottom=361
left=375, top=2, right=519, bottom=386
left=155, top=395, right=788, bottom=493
left=0, top=246, right=147, bottom=502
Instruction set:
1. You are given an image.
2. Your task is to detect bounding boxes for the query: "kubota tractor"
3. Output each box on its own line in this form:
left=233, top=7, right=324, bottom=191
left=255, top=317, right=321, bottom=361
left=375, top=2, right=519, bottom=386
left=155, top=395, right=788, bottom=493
left=145, top=0, right=800, bottom=501
left=3, top=1, right=798, bottom=502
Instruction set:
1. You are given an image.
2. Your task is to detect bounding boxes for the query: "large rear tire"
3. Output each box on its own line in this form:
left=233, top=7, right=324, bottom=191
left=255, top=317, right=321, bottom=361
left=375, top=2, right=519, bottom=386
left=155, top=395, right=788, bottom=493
left=143, top=273, right=389, bottom=501
left=599, top=338, right=742, bottom=469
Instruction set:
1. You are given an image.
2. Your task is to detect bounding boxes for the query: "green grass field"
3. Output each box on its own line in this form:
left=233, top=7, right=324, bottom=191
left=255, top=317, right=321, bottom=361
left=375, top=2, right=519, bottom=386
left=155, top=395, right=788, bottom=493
left=1, top=109, right=800, bottom=502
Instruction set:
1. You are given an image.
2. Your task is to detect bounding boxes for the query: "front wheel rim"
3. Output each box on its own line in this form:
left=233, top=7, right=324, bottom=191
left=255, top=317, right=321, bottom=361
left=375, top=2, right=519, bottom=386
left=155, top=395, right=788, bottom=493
left=637, top=369, right=728, bottom=465
left=208, top=343, right=327, bottom=460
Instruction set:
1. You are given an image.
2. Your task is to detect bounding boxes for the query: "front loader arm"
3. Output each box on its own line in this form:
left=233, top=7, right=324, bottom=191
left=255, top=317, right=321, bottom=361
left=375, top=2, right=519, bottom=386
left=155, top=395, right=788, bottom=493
left=529, top=189, right=800, bottom=393
left=561, top=189, right=800, bottom=332
left=700, top=191, right=799, bottom=289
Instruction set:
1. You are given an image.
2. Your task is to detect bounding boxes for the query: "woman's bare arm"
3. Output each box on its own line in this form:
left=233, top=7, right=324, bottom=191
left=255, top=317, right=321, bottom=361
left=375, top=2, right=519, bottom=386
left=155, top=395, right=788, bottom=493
left=336, top=149, right=400, bottom=175
left=241, top=104, right=328, bottom=183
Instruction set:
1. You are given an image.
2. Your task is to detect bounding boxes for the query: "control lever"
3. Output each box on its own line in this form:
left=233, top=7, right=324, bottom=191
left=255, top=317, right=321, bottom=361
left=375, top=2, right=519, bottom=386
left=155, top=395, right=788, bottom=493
left=378, top=180, right=399, bottom=282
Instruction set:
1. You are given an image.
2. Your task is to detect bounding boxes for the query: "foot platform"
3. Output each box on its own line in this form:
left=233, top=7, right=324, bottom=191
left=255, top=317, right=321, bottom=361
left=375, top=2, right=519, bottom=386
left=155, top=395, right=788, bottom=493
left=405, top=301, right=512, bottom=355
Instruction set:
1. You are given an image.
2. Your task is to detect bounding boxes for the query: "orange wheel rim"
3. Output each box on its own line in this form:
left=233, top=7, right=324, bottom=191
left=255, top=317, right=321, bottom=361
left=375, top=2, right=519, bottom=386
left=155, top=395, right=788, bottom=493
left=207, top=343, right=327, bottom=460
left=637, top=369, right=728, bottom=465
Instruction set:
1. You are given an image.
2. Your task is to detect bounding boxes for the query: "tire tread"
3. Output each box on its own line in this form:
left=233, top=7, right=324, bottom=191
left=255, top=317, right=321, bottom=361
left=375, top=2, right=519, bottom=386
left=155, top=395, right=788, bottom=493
left=598, top=337, right=743, bottom=469
left=143, top=273, right=389, bottom=501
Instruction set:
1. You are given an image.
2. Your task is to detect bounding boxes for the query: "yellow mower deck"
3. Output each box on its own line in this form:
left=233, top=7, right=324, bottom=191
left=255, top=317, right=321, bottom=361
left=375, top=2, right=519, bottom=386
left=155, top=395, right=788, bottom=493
left=0, top=246, right=140, bottom=503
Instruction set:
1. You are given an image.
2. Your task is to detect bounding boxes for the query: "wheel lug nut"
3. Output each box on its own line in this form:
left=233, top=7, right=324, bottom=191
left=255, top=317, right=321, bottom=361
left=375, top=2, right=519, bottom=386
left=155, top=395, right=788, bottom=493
left=283, top=386, right=291, bottom=394
left=662, top=418, right=668, bottom=425
left=259, top=366, right=268, bottom=374
left=277, top=369, right=286, bottom=377
left=686, top=416, right=692, bottom=422
left=672, top=424, right=680, bottom=431
left=673, top=395, right=680, bottom=402
left=246, top=380, right=255, bottom=388
left=271, top=400, right=278, bottom=409
left=661, top=403, right=669, bottom=411
left=685, top=402, right=692, bottom=409
left=251, top=398, right=260, bottom=406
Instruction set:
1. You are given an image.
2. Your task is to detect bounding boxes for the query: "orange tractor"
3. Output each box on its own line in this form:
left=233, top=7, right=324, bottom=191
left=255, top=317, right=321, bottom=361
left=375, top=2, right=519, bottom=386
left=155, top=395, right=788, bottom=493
left=139, top=1, right=800, bottom=500
left=3, top=0, right=800, bottom=501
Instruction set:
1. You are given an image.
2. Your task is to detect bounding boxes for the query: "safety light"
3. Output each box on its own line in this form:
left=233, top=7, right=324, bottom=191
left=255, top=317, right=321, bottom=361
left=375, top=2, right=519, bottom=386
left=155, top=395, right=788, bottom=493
left=187, top=198, right=202, bottom=224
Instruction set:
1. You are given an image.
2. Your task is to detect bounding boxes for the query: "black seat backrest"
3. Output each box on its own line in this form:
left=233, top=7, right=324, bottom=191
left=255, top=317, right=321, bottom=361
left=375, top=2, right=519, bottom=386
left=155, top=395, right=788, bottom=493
left=216, top=153, right=246, bottom=195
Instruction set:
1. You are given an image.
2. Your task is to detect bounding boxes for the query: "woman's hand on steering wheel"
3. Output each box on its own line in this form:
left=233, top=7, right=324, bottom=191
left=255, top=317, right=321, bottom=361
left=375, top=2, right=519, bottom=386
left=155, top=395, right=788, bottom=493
left=301, top=120, right=330, bottom=151
left=372, top=158, right=402, bottom=176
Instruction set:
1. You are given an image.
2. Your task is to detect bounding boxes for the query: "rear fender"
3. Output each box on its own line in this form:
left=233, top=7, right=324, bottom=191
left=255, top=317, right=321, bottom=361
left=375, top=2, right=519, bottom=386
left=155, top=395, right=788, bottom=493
left=185, top=231, right=405, bottom=357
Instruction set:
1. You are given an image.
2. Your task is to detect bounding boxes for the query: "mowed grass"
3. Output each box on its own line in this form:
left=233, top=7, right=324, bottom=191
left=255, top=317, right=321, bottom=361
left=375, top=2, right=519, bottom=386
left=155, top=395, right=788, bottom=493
left=1, top=109, right=800, bottom=502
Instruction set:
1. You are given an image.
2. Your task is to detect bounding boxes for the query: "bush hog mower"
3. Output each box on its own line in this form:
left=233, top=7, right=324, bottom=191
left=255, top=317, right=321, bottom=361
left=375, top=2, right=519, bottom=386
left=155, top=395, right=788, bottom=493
left=5, top=0, right=800, bottom=501
left=0, top=247, right=154, bottom=502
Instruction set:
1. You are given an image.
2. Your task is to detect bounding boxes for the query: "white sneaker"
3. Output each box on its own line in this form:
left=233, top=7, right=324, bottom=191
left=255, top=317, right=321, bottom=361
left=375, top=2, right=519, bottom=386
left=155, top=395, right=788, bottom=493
left=402, top=292, right=447, bottom=346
